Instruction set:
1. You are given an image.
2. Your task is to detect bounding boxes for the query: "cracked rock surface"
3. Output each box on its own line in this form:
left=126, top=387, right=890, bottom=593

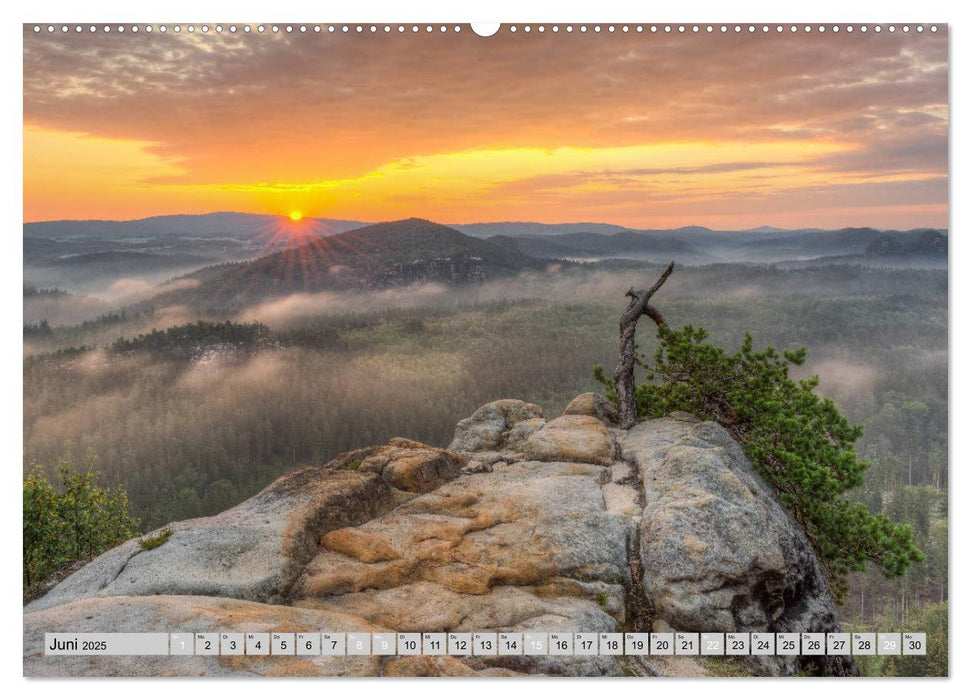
left=24, top=396, right=854, bottom=677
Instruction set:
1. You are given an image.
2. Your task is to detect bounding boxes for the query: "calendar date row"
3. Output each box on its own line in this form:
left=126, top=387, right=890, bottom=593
left=45, top=631, right=926, bottom=657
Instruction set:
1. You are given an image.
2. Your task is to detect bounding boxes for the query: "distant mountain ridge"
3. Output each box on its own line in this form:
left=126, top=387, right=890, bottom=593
left=24, top=212, right=367, bottom=240
left=483, top=225, right=948, bottom=265
left=25, top=213, right=948, bottom=301
left=23, top=213, right=371, bottom=292
left=453, top=221, right=628, bottom=237
left=148, top=218, right=545, bottom=309
left=488, top=230, right=698, bottom=262
left=865, top=230, right=947, bottom=258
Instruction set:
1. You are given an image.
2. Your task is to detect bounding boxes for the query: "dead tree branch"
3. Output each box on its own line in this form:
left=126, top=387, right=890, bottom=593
left=614, top=261, right=675, bottom=429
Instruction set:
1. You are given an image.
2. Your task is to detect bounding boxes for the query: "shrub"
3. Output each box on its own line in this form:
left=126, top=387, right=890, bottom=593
left=23, top=460, right=139, bottom=587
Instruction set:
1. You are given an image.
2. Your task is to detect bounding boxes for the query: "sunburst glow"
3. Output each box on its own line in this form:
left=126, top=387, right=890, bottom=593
left=289, top=210, right=303, bottom=222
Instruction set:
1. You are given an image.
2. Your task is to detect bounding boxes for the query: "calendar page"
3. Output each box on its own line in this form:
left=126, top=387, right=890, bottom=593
left=21, top=21, right=948, bottom=679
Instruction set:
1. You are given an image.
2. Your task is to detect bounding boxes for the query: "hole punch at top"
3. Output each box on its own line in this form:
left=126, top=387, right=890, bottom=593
left=471, top=23, right=500, bottom=37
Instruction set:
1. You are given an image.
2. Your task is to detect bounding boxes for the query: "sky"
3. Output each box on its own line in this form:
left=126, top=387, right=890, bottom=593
left=23, top=25, right=948, bottom=229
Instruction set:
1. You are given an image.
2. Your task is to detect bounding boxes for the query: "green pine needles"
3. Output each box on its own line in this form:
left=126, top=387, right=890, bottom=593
left=595, top=324, right=923, bottom=601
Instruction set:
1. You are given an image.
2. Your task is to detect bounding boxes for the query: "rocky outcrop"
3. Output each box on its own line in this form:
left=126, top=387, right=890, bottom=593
left=355, top=438, right=465, bottom=493
left=523, top=415, right=616, bottom=466
left=24, top=397, right=853, bottom=677
left=448, top=399, right=544, bottom=453
left=25, top=467, right=393, bottom=613
left=387, top=255, right=488, bottom=286
left=563, top=392, right=619, bottom=425
left=621, top=414, right=852, bottom=676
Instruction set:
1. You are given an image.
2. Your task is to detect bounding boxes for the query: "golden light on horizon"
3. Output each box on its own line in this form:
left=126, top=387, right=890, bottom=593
left=21, top=127, right=946, bottom=230
left=21, top=29, right=948, bottom=230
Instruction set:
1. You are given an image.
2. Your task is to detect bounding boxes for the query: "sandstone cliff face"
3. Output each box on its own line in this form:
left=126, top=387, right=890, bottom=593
left=24, top=394, right=854, bottom=677
left=621, top=412, right=854, bottom=677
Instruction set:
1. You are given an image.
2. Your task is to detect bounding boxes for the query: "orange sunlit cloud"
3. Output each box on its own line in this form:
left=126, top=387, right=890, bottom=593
left=23, top=28, right=948, bottom=229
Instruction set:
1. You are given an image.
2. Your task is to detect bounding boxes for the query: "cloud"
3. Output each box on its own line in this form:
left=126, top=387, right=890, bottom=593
left=236, top=284, right=453, bottom=325
left=22, top=28, right=948, bottom=228
left=238, top=292, right=343, bottom=324
left=606, top=162, right=807, bottom=177
left=802, top=358, right=880, bottom=401
left=98, top=275, right=202, bottom=304
left=102, top=277, right=155, bottom=301
left=24, top=30, right=948, bottom=178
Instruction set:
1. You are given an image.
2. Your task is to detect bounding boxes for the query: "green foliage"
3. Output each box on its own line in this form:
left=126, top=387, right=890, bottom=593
left=22, top=467, right=61, bottom=589
left=23, top=319, right=54, bottom=338
left=274, top=325, right=346, bottom=350
left=23, top=344, right=95, bottom=367
left=596, top=324, right=923, bottom=599
left=23, top=460, right=139, bottom=587
left=110, top=320, right=272, bottom=359
left=883, top=602, right=948, bottom=677
left=861, top=394, right=948, bottom=491
left=139, top=529, right=172, bottom=551
left=849, top=600, right=948, bottom=677
left=698, top=657, right=753, bottom=677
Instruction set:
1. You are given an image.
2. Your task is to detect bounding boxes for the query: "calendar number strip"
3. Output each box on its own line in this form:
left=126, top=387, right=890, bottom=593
left=44, top=631, right=927, bottom=656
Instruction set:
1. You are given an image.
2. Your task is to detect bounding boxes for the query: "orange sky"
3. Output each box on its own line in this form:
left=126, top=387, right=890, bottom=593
left=23, top=27, right=948, bottom=229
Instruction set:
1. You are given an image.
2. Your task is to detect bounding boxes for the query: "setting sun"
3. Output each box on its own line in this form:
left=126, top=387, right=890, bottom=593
left=289, top=210, right=303, bottom=222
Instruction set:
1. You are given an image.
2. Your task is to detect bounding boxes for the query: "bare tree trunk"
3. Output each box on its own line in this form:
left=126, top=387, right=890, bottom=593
left=614, top=262, right=675, bottom=429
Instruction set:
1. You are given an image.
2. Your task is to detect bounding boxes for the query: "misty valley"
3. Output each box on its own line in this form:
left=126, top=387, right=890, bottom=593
left=23, top=215, right=947, bottom=669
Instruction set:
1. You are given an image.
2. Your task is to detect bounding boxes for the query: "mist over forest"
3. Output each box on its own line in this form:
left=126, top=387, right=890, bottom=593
left=23, top=216, right=947, bottom=636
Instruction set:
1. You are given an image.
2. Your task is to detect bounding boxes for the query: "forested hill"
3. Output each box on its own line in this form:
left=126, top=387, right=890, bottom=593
left=475, top=225, right=948, bottom=266
left=865, top=230, right=948, bottom=258
left=143, top=218, right=544, bottom=311
left=488, top=230, right=698, bottom=261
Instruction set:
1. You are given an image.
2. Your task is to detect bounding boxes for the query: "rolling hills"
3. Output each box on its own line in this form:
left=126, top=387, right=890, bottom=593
left=144, top=218, right=546, bottom=310
left=23, top=212, right=369, bottom=293
left=23, top=213, right=949, bottom=315
left=23, top=212, right=366, bottom=241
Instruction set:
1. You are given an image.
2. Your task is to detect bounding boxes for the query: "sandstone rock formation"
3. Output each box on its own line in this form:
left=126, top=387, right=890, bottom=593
left=448, top=399, right=544, bottom=453
left=563, top=391, right=619, bottom=425
left=25, top=468, right=392, bottom=611
left=621, top=414, right=854, bottom=677
left=24, top=396, right=854, bottom=677
left=523, top=414, right=616, bottom=466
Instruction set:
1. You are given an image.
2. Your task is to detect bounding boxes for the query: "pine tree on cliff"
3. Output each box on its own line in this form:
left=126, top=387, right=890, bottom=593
left=595, top=263, right=923, bottom=601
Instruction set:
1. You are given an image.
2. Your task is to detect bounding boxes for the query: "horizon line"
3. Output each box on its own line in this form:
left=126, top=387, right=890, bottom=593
left=21, top=211, right=948, bottom=233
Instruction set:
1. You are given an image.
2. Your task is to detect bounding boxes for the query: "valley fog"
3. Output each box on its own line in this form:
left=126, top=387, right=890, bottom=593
left=24, top=263, right=946, bottom=526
